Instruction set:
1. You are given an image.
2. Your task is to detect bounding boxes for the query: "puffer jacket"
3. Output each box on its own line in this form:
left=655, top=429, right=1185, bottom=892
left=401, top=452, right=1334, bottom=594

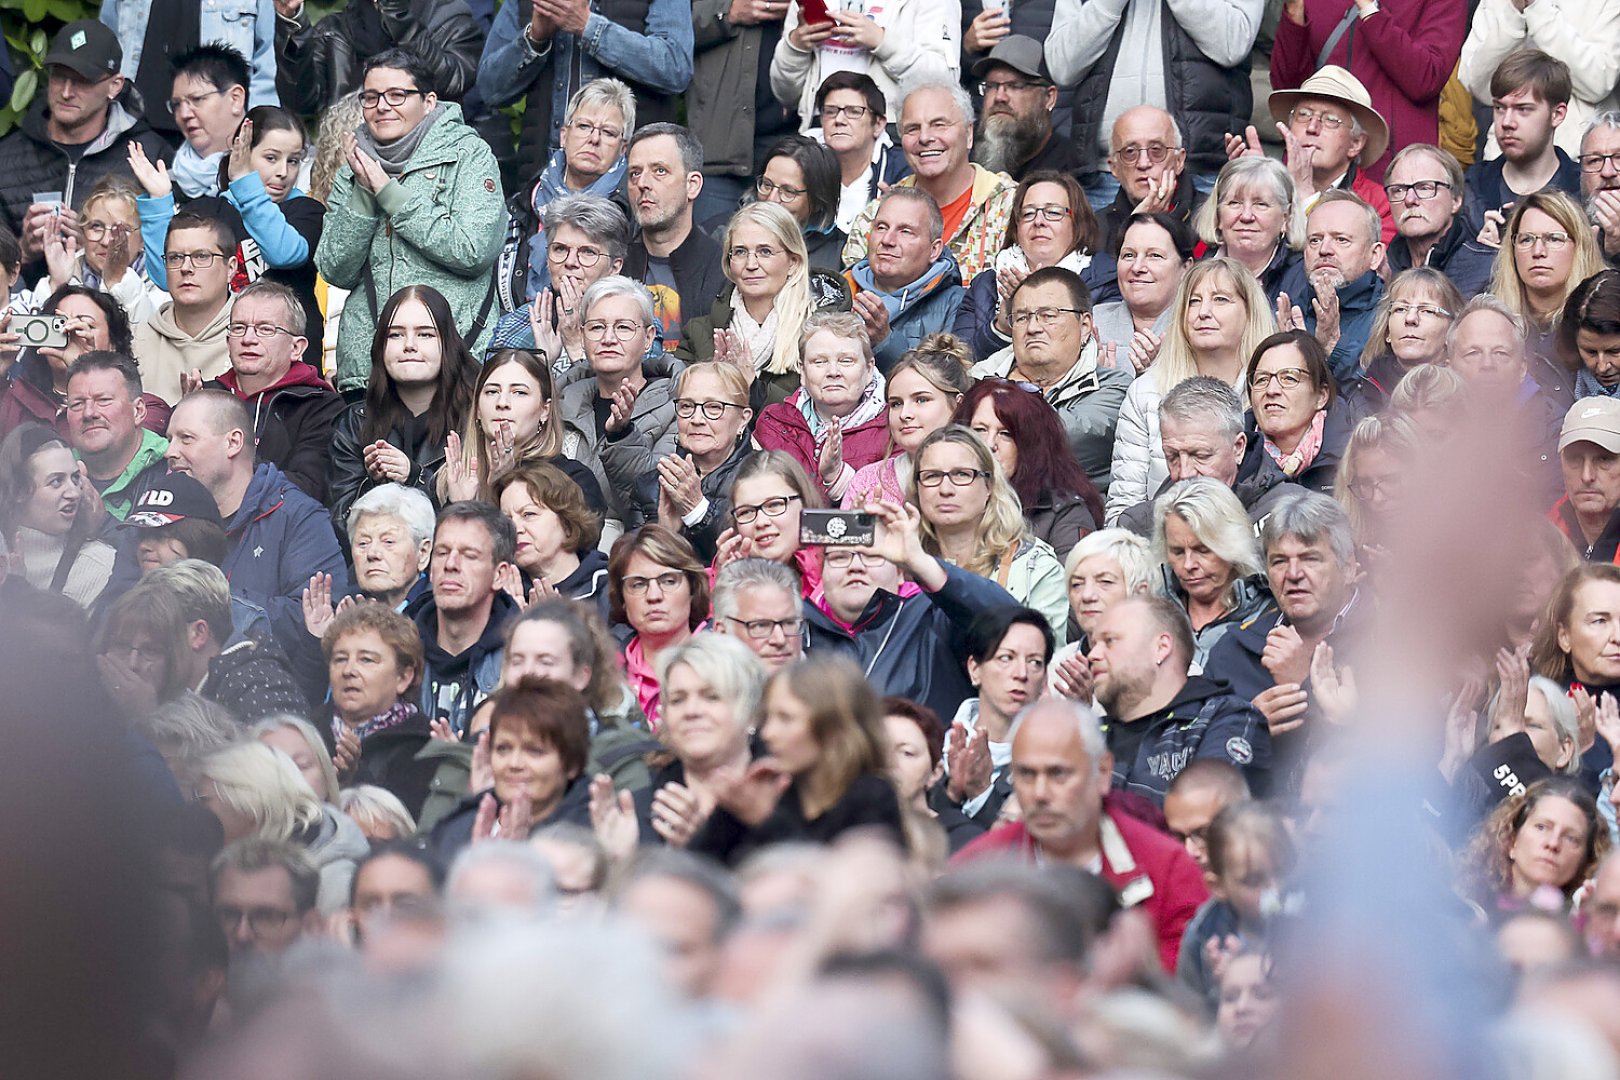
left=327, top=400, right=448, bottom=537
left=1025, top=489, right=1098, bottom=565
left=131, top=300, right=234, bottom=406
left=316, top=104, right=505, bottom=391
left=1104, top=675, right=1273, bottom=806
left=753, top=388, right=892, bottom=502
left=1107, top=364, right=1240, bottom=525
left=559, top=351, right=685, bottom=526
left=198, top=628, right=310, bottom=724
left=842, top=165, right=1015, bottom=283
left=972, top=337, right=1133, bottom=493
left=302, top=803, right=371, bottom=915
left=275, top=0, right=484, bottom=115
left=0, top=91, right=171, bottom=265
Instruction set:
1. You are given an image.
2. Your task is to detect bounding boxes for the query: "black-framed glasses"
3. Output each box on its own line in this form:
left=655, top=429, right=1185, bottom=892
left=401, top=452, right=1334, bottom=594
left=1348, top=476, right=1401, bottom=500
left=226, top=322, right=296, bottom=339
left=918, top=468, right=989, bottom=488
left=1018, top=205, right=1072, bottom=224
left=548, top=242, right=605, bottom=266
left=360, top=87, right=426, bottom=110
left=755, top=177, right=806, bottom=201
left=733, top=494, right=800, bottom=525
left=1010, top=307, right=1083, bottom=328
left=623, top=571, right=687, bottom=595
left=675, top=398, right=745, bottom=420
left=1384, top=180, right=1452, bottom=202
left=162, top=250, right=227, bottom=268
left=1582, top=152, right=1620, bottom=173
left=726, top=616, right=806, bottom=640
left=1112, top=143, right=1172, bottom=165
left=820, top=103, right=871, bottom=121
left=1250, top=368, right=1312, bottom=391
left=166, top=88, right=223, bottom=115
left=978, top=79, right=1045, bottom=97
left=215, top=904, right=294, bottom=935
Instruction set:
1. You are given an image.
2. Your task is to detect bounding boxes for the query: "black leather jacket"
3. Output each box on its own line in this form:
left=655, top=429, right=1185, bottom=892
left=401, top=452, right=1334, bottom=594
left=275, top=0, right=485, bottom=114
left=327, top=399, right=446, bottom=537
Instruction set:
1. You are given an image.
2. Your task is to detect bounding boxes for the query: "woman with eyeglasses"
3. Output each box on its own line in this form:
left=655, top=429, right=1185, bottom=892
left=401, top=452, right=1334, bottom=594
left=1333, top=413, right=1421, bottom=573
left=753, top=134, right=849, bottom=270
left=1106, top=256, right=1277, bottom=524
left=328, top=285, right=479, bottom=532
left=1357, top=267, right=1461, bottom=399
left=715, top=450, right=828, bottom=595
left=911, top=425, right=1069, bottom=644
left=754, top=310, right=892, bottom=503
left=608, top=525, right=712, bottom=729
left=19, top=176, right=164, bottom=325
left=1092, top=212, right=1195, bottom=361
left=1557, top=269, right=1620, bottom=401
left=1240, top=331, right=1352, bottom=494
left=313, top=49, right=506, bottom=391
left=606, top=362, right=755, bottom=563
left=1489, top=191, right=1606, bottom=408
left=130, top=105, right=327, bottom=346
left=846, top=333, right=973, bottom=507
left=953, top=170, right=1110, bottom=362
left=957, top=377, right=1103, bottom=562
left=1192, top=157, right=1306, bottom=304
left=676, top=202, right=850, bottom=411
left=814, top=72, right=911, bottom=234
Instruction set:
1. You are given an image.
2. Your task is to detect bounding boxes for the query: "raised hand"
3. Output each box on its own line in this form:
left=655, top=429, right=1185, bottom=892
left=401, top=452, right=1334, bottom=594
left=1310, top=643, right=1357, bottom=725
left=604, top=380, right=639, bottom=434
left=127, top=142, right=173, bottom=199
left=530, top=289, right=564, bottom=363
left=710, top=758, right=792, bottom=827
left=469, top=729, right=493, bottom=793
left=43, top=216, right=77, bottom=290
left=1597, top=692, right=1620, bottom=758
left=649, top=781, right=707, bottom=846
left=179, top=370, right=205, bottom=397
left=443, top=430, right=480, bottom=502
left=1487, top=644, right=1531, bottom=740
left=817, top=419, right=844, bottom=489
left=1309, top=275, right=1342, bottom=353
left=1275, top=291, right=1307, bottom=333
left=657, top=454, right=704, bottom=517
left=1051, top=652, right=1095, bottom=704
left=1440, top=683, right=1480, bottom=783
left=1224, top=125, right=1264, bottom=162
left=589, top=773, right=640, bottom=862
left=99, top=222, right=134, bottom=287
left=964, top=5, right=1010, bottom=51
left=301, top=571, right=337, bottom=639
left=96, top=650, right=161, bottom=719
left=553, top=273, right=586, bottom=357
left=945, top=722, right=993, bottom=803
left=226, top=117, right=255, bottom=184
left=1276, top=121, right=1317, bottom=197
left=1261, top=624, right=1312, bottom=686
left=1253, top=682, right=1309, bottom=736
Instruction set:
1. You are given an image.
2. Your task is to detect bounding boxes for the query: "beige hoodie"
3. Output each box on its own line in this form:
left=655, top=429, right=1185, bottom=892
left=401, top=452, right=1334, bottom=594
left=132, top=298, right=234, bottom=405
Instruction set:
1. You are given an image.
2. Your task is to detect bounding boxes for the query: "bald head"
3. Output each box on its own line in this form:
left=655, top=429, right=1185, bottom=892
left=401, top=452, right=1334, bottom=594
left=165, top=390, right=255, bottom=503
left=1109, top=106, right=1186, bottom=204
left=1009, top=700, right=1111, bottom=860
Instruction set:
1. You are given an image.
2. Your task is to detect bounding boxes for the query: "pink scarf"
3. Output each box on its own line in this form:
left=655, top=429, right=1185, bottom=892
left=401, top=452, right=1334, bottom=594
left=1263, top=409, right=1327, bottom=478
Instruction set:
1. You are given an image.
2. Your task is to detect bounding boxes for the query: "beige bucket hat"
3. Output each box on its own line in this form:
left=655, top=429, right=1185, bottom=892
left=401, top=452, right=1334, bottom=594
left=1268, top=65, right=1390, bottom=165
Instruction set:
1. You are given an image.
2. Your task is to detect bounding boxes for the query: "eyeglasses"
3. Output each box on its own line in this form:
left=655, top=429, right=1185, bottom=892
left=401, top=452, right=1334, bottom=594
left=726, top=616, right=806, bottom=639
left=820, top=104, right=871, bottom=121
left=1513, top=231, right=1572, bottom=250
left=1112, top=143, right=1172, bottom=165
left=166, top=88, right=223, bottom=115
left=567, top=118, right=623, bottom=142
left=360, top=87, right=427, bottom=110
left=82, top=221, right=127, bottom=240
left=1582, top=152, right=1620, bottom=173
left=727, top=243, right=784, bottom=263
left=102, top=642, right=166, bottom=665
left=162, top=250, right=227, bottom=268
left=623, top=571, right=687, bottom=595
left=215, top=904, right=294, bottom=935
left=548, top=242, right=605, bottom=266
left=1384, top=180, right=1452, bottom=202
left=1289, top=105, right=1349, bottom=130
left=755, top=177, right=806, bottom=201
left=675, top=398, right=745, bottom=420
left=733, top=494, right=800, bottom=525
left=823, top=549, right=881, bottom=568
left=805, top=353, right=865, bottom=370
left=1010, top=307, right=1083, bottom=328
left=918, top=467, right=989, bottom=488
left=226, top=322, right=296, bottom=339
left=1249, top=368, right=1312, bottom=391
left=583, top=319, right=645, bottom=340
left=1388, top=302, right=1452, bottom=321
left=1348, top=476, right=1401, bottom=500
left=1018, top=204, right=1072, bottom=224
left=978, top=79, right=1045, bottom=97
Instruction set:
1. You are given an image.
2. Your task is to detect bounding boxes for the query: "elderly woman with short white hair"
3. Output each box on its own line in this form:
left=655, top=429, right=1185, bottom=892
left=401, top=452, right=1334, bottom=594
left=1192, top=156, right=1306, bottom=303
left=1152, top=477, right=1272, bottom=668
left=303, top=483, right=435, bottom=642
left=1048, top=528, right=1155, bottom=701
left=196, top=741, right=371, bottom=914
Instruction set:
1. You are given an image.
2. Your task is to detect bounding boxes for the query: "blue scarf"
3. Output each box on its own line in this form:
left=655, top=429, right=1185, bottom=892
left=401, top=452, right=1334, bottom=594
left=1576, top=366, right=1620, bottom=400
left=527, top=150, right=628, bottom=297
left=171, top=142, right=224, bottom=198
left=848, top=253, right=957, bottom=321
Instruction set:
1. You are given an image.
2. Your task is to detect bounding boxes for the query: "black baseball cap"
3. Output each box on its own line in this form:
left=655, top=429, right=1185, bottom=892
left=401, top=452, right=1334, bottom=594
left=44, top=21, right=122, bottom=81
left=124, top=473, right=223, bottom=529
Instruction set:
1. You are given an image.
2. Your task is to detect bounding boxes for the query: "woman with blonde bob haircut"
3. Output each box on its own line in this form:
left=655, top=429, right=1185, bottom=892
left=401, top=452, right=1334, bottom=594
left=1490, top=191, right=1607, bottom=375
left=1107, top=256, right=1276, bottom=524
left=1358, top=267, right=1462, bottom=397
left=1333, top=413, right=1423, bottom=569
left=910, top=425, right=1069, bottom=644
left=1151, top=477, right=1270, bottom=667
left=690, top=653, right=903, bottom=866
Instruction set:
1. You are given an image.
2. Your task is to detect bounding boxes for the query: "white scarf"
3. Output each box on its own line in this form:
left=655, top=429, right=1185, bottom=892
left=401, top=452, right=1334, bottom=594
left=729, top=298, right=779, bottom=373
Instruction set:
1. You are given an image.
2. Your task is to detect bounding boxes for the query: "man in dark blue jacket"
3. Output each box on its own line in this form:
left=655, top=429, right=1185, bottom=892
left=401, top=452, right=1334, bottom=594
left=1276, top=190, right=1385, bottom=388
left=805, top=498, right=1016, bottom=722
left=1382, top=143, right=1494, bottom=302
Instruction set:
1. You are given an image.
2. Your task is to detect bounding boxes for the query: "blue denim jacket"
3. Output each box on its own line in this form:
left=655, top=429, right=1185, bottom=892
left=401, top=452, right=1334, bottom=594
left=101, top=0, right=279, bottom=108
left=475, top=0, right=693, bottom=155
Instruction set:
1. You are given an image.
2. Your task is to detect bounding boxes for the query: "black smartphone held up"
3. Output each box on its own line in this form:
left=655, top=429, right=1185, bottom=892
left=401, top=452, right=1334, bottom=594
left=12, top=314, right=67, bottom=350
left=800, top=508, right=875, bottom=547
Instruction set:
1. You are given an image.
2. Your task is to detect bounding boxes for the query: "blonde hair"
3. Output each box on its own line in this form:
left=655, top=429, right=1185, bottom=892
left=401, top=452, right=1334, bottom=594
left=252, top=714, right=343, bottom=804
left=1152, top=477, right=1262, bottom=611
left=911, top=425, right=1029, bottom=578
left=199, top=742, right=324, bottom=842
left=1333, top=414, right=1421, bottom=548
left=1490, top=191, right=1607, bottom=331
left=675, top=360, right=750, bottom=406
left=1388, top=362, right=1467, bottom=417
left=81, top=174, right=140, bottom=223
left=339, top=785, right=417, bottom=840
left=723, top=202, right=813, bottom=377
left=1358, top=267, right=1463, bottom=371
left=1155, top=258, right=1276, bottom=391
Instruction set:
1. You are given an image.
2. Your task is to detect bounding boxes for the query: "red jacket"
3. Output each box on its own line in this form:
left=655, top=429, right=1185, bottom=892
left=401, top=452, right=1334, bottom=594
left=1271, top=0, right=1468, bottom=180
left=1349, top=170, right=1398, bottom=246
left=953, top=802, right=1210, bottom=974
left=752, top=393, right=892, bottom=502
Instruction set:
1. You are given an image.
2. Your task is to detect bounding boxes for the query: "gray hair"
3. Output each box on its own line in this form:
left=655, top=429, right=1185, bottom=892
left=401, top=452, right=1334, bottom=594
left=1194, top=156, right=1307, bottom=251
left=134, top=690, right=237, bottom=757
left=1385, top=142, right=1464, bottom=199
left=1528, top=675, right=1582, bottom=775
left=1260, top=490, right=1356, bottom=566
left=712, top=557, right=802, bottom=622
left=252, top=714, right=342, bottom=804
left=563, top=76, right=636, bottom=137
left=338, top=785, right=417, bottom=838
left=1152, top=478, right=1264, bottom=598
left=1585, top=110, right=1620, bottom=144
left=348, top=482, right=436, bottom=547
left=876, top=185, right=945, bottom=244
left=234, top=279, right=308, bottom=339
left=627, top=122, right=703, bottom=177
left=581, top=274, right=656, bottom=326
left=613, top=847, right=743, bottom=943
left=532, top=822, right=609, bottom=893
left=1008, top=696, right=1106, bottom=761
left=1446, top=292, right=1529, bottom=355
left=1310, top=188, right=1382, bottom=247
left=654, top=633, right=767, bottom=733
left=542, top=193, right=632, bottom=265
left=145, top=559, right=233, bottom=644
left=446, top=839, right=557, bottom=914
left=210, top=837, right=321, bottom=914
left=1063, top=527, right=1156, bottom=595
left=1158, top=375, right=1245, bottom=443
left=899, top=75, right=975, bottom=129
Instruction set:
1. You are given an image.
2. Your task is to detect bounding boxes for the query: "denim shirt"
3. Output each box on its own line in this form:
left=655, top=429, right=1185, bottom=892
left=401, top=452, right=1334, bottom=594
left=475, top=0, right=694, bottom=155
left=101, top=0, right=279, bottom=108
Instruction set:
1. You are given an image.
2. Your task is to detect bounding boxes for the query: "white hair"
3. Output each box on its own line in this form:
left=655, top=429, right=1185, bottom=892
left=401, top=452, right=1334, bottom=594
left=1064, top=527, right=1156, bottom=595
left=581, top=274, right=656, bottom=325
left=200, top=741, right=324, bottom=842
left=1152, top=477, right=1264, bottom=598
left=348, top=482, right=436, bottom=547
left=899, top=75, right=975, bottom=129
left=1527, top=675, right=1582, bottom=775
left=339, top=785, right=418, bottom=838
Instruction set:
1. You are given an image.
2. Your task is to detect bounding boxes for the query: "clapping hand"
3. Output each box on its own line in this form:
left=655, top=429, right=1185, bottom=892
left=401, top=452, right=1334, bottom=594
left=443, top=431, right=480, bottom=502
left=589, top=774, right=640, bottom=862
left=342, top=132, right=390, bottom=195
left=945, top=722, right=993, bottom=803
left=604, top=380, right=639, bottom=435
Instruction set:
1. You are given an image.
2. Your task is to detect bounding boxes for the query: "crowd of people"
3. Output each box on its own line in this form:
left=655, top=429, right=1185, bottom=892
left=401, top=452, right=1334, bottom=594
left=11, top=0, right=1620, bottom=1076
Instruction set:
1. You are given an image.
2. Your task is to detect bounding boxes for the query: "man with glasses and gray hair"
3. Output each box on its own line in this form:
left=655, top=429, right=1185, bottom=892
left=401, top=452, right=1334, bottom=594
left=1382, top=143, right=1495, bottom=300
left=713, top=557, right=805, bottom=671
left=1581, top=112, right=1620, bottom=261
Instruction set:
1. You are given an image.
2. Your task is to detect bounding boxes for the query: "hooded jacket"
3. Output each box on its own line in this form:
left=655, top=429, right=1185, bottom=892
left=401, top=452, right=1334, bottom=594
left=561, top=351, right=685, bottom=526
left=842, top=165, right=1017, bottom=284
left=1105, top=674, right=1273, bottom=805
left=805, top=563, right=1017, bottom=721
left=302, top=803, right=371, bottom=915
left=99, top=427, right=171, bottom=522
left=212, top=362, right=345, bottom=505
left=327, top=399, right=447, bottom=537
left=132, top=299, right=234, bottom=407
left=411, top=589, right=518, bottom=736
left=844, top=255, right=967, bottom=371
left=317, top=104, right=506, bottom=391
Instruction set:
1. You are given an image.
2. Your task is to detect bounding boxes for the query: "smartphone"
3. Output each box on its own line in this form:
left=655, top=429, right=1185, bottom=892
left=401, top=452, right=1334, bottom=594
left=801, top=508, right=875, bottom=547
left=800, top=0, right=831, bottom=25
left=12, top=314, right=67, bottom=350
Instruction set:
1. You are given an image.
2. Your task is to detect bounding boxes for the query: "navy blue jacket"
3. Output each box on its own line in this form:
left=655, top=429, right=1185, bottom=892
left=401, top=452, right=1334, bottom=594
left=1103, top=675, right=1272, bottom=805
left=1384, top=213, right=1495, bottom=301
left=1274, top=264, right=1385, bottom=388
left=1465, top=147, right=1582, bottom=220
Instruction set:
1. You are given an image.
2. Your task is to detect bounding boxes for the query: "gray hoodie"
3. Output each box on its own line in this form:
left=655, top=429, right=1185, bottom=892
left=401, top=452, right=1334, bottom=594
left=306, top=803, right=371, bottom=915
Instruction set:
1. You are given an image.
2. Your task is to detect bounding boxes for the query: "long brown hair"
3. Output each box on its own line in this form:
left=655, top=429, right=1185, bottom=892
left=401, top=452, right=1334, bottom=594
left=769, top=654, right=888, bottom=802
left=1530, top=563, right=1620, bottom=683
left=363, top=284, right=478, bottom=449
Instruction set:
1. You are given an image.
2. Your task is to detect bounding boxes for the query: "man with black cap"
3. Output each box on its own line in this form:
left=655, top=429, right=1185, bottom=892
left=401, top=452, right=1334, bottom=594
left=0, top=21, right=170, bottom=272
left=970, top=37, right=1081, bottom=181
left=1551, top=397, right=1620, bottom=562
